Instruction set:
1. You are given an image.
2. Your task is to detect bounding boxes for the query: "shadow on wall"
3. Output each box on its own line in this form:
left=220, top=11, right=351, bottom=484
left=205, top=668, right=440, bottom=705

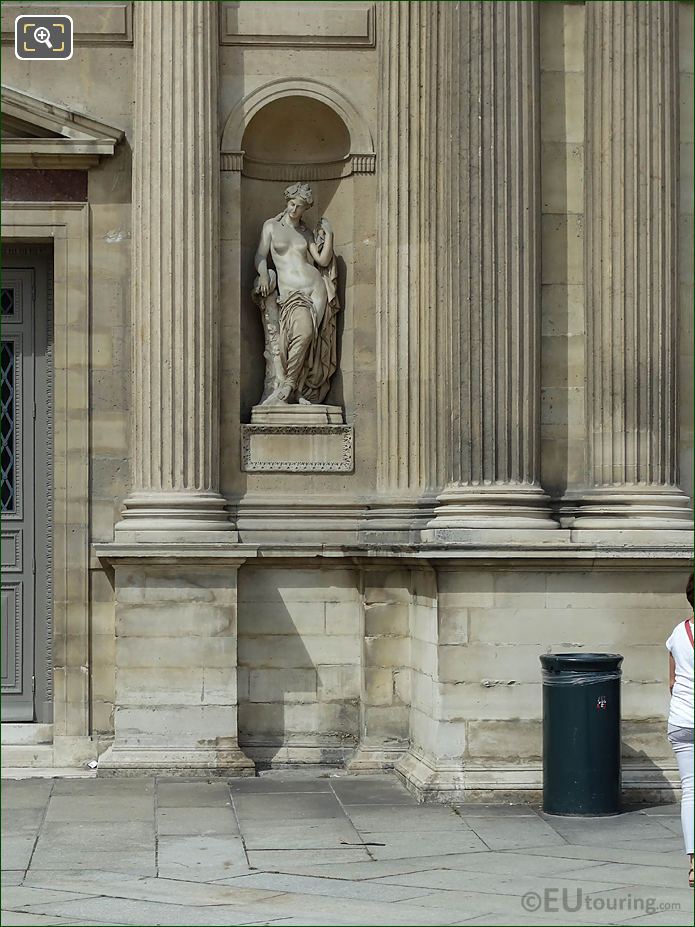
left=237, top=565, right=361, bottom=768
left=621, top=742, right=680, bottom=807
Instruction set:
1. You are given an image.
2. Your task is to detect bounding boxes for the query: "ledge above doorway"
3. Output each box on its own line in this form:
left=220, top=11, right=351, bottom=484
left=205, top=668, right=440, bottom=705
left=1, top=84, right=124, bottom=169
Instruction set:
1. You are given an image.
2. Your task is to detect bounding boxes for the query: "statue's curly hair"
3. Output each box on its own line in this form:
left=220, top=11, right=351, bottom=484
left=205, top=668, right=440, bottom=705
left=284, top=182, right=314, bottom=208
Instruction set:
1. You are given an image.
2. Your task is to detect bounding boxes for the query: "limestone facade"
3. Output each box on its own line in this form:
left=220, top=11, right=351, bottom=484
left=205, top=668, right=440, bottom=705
left=1, top=1, right=693, bottom=798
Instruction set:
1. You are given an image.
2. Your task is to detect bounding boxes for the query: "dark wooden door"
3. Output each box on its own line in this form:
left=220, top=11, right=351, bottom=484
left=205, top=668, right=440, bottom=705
left=1, top=255, right=52, bottom=723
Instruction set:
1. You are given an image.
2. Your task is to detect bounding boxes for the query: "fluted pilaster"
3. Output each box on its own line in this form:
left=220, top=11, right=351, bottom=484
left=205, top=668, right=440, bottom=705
left=117, top=1, right=233, bottom=540
left=565, top=0, right=691, bottom=533
left=370, top=1, right=451, bottom=537
left=430, top=1, right=555, bottom=536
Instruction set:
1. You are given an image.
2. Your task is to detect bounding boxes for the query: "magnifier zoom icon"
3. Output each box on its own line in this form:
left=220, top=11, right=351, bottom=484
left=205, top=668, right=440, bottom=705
left=34, top=26, right=53, bottom=48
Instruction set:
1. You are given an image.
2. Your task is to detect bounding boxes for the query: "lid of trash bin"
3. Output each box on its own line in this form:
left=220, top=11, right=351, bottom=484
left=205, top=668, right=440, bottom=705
left=540, top=653, right=623, bottom=674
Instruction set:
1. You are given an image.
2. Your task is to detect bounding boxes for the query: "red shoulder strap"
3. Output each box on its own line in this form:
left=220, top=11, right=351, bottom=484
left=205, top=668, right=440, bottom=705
left=685, top=619, right=694, bottom=648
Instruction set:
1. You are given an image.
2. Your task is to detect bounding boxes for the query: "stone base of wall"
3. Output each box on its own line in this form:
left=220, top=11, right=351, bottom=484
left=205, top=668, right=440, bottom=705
left=94, top=557, right=255, bottom=778
left=83, top=549, right=691, bottom=800
left=397, top=758, right=681, bottom=804
left=97, top=745, right=254, bottom=778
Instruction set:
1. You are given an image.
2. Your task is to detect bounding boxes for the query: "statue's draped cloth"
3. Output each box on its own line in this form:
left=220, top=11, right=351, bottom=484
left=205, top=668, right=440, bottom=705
left=278, top=254, right=339, bottom=403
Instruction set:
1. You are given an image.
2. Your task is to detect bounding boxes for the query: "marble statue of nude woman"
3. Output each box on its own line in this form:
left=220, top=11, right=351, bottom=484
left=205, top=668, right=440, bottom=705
left=252, top=182, right=340, bottom=406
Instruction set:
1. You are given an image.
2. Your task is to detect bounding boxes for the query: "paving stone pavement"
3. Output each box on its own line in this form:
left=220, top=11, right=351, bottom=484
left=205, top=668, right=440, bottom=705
left=1, top=772, right=693, bottom=926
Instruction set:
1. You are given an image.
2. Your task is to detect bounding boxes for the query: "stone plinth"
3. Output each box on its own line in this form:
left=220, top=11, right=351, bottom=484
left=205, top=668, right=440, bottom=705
left=98, top=561, right=254, bottom=778
left=241, top=422, right=353, bottom=473
left=250, top=404, right=343, bottom=425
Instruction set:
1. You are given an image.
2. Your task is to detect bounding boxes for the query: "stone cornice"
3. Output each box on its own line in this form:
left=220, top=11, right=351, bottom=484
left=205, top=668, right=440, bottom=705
left=220, top=152, right=376, bottom=179
left=94, top=541, right=693, bottom=569
left=1, top=85, right=124, bottom=168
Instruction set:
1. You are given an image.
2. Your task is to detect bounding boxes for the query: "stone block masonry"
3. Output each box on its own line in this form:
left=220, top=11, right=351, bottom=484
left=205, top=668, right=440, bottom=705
left=238, top=567, right=362, bottom=766
left=98, top=564, right=253, bottom=777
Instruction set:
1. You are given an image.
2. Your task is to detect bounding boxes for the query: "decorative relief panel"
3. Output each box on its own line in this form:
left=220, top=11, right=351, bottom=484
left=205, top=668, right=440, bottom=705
left=1, top=288, right=15, bottom=320
left=1, top=2, right=133, bottom=45
left=2, top=170, right=88, bottom=204
left=221, top=152, right=376, bottom=180
left=1, top=282, right=24, bottom=324
left=0, top=584, right=22, bottom=693
left=241, top=424, right=354, bottom=473
left=219, top=2, right=375, bottom=48
left=0, top=532, right=21, bottom=572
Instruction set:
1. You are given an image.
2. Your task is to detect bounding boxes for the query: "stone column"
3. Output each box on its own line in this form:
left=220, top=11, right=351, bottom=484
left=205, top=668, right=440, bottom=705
left=101, top=3, right=251, bottom=777
left=116, top=1, right=234, bottom=541
left=366, top=1, right=451, bottom=541
left=428, top=1, right=556, bottom=541
left=563, top=1, right=692, bottom=539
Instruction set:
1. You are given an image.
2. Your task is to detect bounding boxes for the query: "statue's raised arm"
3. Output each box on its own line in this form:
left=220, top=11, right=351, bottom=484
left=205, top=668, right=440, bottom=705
left=309, top=217, right=334, bottom=269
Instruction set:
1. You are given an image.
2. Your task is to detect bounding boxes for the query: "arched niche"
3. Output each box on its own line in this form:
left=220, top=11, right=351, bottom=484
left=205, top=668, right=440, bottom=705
left=218, top=79, right=378, bottom=496
left=220, top=78, right=375, bottom=179
left=241, top=96, right=351, bottom=180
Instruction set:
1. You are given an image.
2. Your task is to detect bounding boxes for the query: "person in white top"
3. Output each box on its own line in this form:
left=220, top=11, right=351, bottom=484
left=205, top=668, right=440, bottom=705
left=666, top=572, right=694, bottom=888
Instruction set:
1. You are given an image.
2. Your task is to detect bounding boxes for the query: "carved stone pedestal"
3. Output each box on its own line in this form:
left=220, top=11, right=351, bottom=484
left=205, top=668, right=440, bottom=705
left=250, top=404, right=343, bottom=425
left=241, top=415, right=354, bottom=473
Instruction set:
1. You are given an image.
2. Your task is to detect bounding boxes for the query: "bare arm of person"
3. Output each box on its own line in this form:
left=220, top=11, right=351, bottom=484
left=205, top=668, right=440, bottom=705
left=309, top=218, right=334, bottom=268
left=668, top=652, right=676, bottom=695
left=254, top=221, right=273, bottom=295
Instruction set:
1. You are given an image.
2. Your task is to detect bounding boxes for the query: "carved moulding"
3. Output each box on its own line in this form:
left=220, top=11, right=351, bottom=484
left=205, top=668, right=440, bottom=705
left=218, top=2, right=375, bottom=48
left=240, top=424, right=354, bottom=473
left=1, top=2, right=133, bottom=46
left=0, top=531, right=22, bottom=571
left=221, top=152, right=376, bottom=180
left=1, top=583, right=23, bottom=693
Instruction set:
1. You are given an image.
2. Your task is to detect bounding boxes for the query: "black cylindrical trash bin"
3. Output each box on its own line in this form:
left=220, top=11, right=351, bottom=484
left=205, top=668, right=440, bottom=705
left=540, top=652, right=623, bottom=815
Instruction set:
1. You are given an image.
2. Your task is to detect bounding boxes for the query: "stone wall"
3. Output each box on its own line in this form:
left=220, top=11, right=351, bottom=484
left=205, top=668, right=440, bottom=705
left=237, top=566, right=362, bottom=765
left=358, top=569, right=411, bottom=767
left=1, top=1, right=692, bottom=791
left=230, top=562, right=688, bottom=795
left=438, top=568, right=684, bottom=769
